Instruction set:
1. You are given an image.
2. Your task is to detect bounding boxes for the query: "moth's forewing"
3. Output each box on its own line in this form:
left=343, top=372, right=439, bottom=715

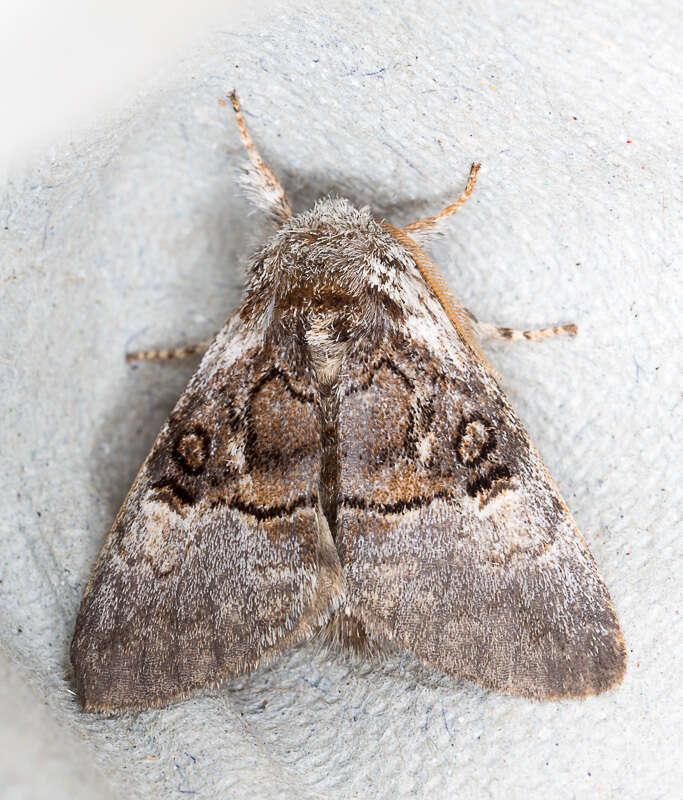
left=71, top=317, right=343, bottom=711
left=335, top=231, right=626, bottom=698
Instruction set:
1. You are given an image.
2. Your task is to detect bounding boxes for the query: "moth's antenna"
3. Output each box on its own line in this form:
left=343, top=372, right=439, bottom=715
left=227, top=90, right=292, bottom=221
left=403, top=162, right=481, bottom=233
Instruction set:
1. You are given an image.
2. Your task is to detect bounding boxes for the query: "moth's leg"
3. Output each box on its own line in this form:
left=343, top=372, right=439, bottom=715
left=403, top=162, right=481, bottom=234
left=465, top=309, right=577, bottom=342
left=227, top=90, right=292, bottom=221
left=126, top=338, right=213, bottom=363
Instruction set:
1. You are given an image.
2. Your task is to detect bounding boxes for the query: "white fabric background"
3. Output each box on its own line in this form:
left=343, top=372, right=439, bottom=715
left=1, top=1, right=681, bottom=797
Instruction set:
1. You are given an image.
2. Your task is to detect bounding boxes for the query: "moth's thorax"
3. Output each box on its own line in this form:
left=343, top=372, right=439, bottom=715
left=240, top=198, right=413, bottom=360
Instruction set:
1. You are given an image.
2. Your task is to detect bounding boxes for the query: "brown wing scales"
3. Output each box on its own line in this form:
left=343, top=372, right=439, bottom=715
left=71, top=324, right=343, bottom=710
left=336, top=333, right=626, bottom=699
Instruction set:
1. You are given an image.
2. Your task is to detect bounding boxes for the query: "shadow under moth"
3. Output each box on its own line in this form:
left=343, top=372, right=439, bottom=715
left=71, top=92, right=626, bottom=711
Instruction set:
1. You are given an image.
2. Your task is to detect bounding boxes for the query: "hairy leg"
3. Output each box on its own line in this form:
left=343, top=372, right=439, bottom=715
left=126, top=338, right=213, bottom=363
left=465, top=309, right=577, bottom=342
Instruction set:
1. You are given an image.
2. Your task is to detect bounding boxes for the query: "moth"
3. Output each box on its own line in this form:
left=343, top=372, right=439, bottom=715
left=71, top=92, right=626, bottom=711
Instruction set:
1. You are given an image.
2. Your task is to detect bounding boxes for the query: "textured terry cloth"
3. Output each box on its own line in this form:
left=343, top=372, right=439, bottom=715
left=1, top=1, right=681, bottom=798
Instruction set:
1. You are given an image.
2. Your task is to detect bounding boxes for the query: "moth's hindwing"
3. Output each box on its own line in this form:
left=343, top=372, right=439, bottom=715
left=71, top=316, right=343, bottom=710
left=336, top=317, right=626, bottom=699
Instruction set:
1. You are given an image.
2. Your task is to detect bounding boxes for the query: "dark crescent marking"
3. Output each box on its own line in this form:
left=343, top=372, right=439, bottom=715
left=466, top=464, right=512, bottom=498
left=341, top=490, right=456, bottom=516
left=250, top=366, right=316, bottom=405
left=210, top=493, right=317, bottom=521
left=150, top=480, right=196, bottom=509
left=345, top=356, right=415, bottom=396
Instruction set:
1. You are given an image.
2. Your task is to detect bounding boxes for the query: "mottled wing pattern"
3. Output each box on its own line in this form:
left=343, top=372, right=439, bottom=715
left=336, top=275, right=626, bottom=699
left=71, top=316, right=343, bottom=710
